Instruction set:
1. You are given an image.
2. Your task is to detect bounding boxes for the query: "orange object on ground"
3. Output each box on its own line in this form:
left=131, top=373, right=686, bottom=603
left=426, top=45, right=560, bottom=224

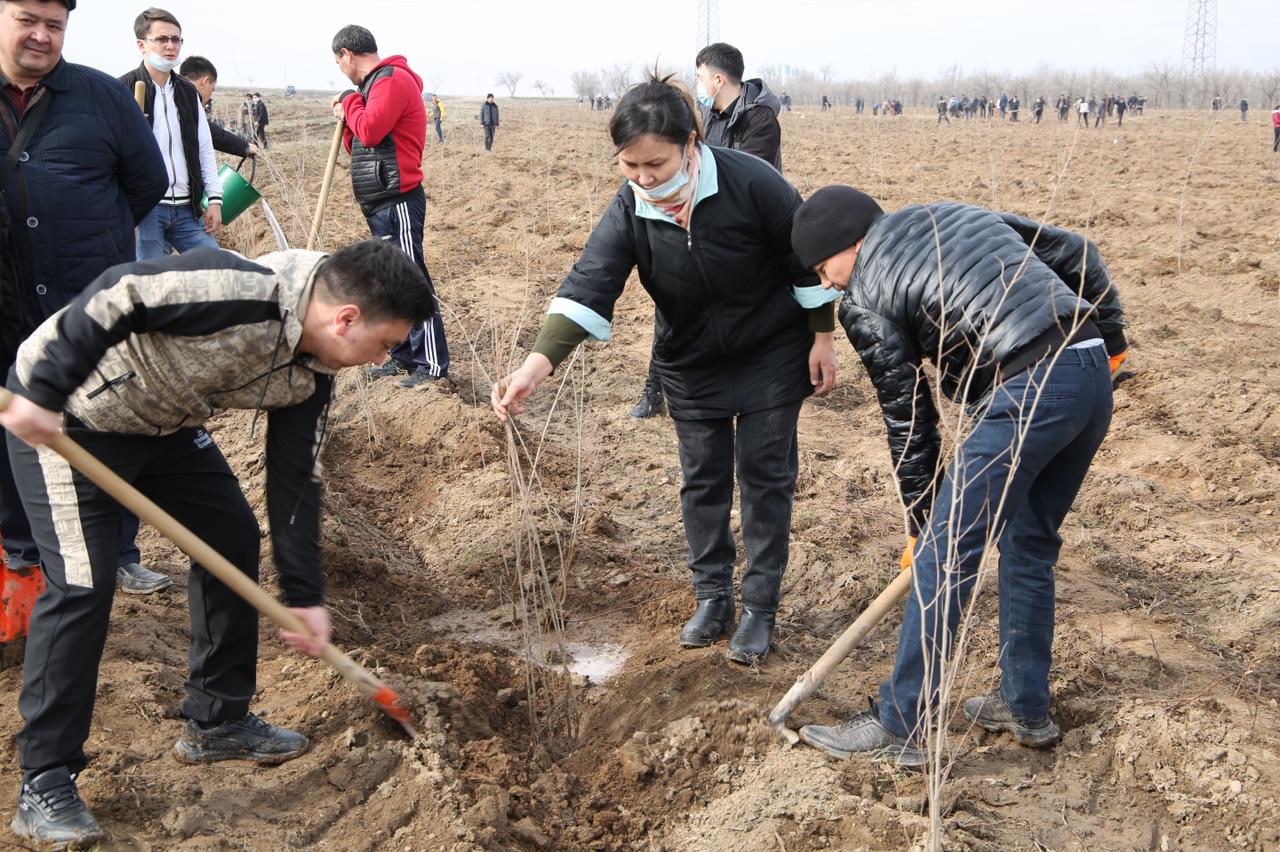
left=0, top=536, right=45, bottom=649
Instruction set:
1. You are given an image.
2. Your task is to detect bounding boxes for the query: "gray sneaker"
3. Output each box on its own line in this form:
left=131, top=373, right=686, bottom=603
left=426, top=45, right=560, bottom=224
left=11, top=766, right=105, bottom=849
left=799, top=701, right=927, bottom=768
left=962, top=690, right=1061, bottom=748
left=116, top=562, right=172, bottom=594
left=174, top=713, right=308, bottom=766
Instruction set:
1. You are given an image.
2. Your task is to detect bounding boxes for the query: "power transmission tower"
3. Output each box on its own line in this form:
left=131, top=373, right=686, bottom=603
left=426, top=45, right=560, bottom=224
left=1181, top=0, right=1217, bottom=79
left=696, top=0, right=719, bottom=50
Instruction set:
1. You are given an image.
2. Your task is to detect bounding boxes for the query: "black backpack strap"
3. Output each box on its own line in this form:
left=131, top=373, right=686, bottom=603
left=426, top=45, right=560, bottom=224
left=1, top=90, right=52, bottom=186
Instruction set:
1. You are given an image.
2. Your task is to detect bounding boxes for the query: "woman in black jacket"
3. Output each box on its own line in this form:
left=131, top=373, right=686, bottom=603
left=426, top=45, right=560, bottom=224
left=789, top=186, right=1127, bottom=767
left=492, top=75, right=837, bottom=663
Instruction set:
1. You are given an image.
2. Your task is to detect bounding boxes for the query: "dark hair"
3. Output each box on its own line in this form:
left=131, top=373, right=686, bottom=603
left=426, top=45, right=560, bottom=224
left=609, top=73, right=703, bottom=152
left=253, top=92, right=261, bottom=97
left=331, top=24, right=377, bottom=56
left=179, top=56, right=216, bottom=81
left=134, top=7, right=179, bottom=39
left=485, top=93, right=494, bottom=99
left=695, top=42, right=745, bottom=85
left=315, top=240, right=436, bottom=324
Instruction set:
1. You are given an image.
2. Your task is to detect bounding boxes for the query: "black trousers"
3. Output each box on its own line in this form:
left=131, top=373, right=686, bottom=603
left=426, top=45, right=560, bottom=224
left=9, top=425, right=260, bottom=776
left=1273, top=127, right=1279, bottom=151
left=365, top=186, right=449, bottom=377
left=672, top=400, right=802, bottom=613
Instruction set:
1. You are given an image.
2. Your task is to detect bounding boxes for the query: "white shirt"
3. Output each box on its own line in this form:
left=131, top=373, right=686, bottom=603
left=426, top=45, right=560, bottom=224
left=152, top=76, right=220, bottom=203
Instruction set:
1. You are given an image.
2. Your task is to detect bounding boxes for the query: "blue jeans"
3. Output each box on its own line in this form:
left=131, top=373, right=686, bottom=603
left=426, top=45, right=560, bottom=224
left=364, top=187, right=449, bottom=376
left=483, top=125, right=496, bottom=151
left=136, top=203, right=218, bottom=260
left=671, top=400, right=802, bottom=612
left=878, top=344, right=1113, bottom=740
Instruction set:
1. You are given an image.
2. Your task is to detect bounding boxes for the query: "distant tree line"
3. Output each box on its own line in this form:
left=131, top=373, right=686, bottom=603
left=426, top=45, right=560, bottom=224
left=562, top=61, right=1280, bottom=111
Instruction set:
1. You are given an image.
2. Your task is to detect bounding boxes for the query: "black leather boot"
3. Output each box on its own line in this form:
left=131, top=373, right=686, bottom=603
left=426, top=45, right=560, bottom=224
left=679, top=597, right=735, bottom=648
left=728, top=608, right=775, bottom=664
left=629, top=374, right=666, bottom=418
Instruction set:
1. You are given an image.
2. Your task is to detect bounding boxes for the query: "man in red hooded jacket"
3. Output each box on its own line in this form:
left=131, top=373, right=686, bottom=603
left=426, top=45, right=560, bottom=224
left=331, top=24, right=449, bottom=387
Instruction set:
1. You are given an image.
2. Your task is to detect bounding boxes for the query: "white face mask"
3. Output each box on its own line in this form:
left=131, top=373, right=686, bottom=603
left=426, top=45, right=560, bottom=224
left=629, top=150, right=691, bottom=203
left=146, top=53, right=179, bottom=73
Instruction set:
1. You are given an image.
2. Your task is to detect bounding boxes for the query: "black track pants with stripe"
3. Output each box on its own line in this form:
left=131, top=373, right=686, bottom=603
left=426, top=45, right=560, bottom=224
left=365, top=185, right=450, bottom=377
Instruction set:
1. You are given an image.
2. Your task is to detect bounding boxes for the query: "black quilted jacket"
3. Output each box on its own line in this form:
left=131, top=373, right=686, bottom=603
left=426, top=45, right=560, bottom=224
left=839, top=202, right=1126, bottom=532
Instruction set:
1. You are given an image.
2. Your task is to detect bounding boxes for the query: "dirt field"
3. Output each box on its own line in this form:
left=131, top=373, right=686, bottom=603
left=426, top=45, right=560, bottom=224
left=2, top=98, right=1277, bottom=850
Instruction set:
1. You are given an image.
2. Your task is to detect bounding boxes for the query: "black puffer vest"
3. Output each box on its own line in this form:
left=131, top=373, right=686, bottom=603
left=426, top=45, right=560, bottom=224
left=350, top=66, right=402, bottom=214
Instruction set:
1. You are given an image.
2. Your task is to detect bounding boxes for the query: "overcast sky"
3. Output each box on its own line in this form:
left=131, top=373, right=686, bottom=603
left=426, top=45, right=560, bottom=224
left=66, top=0, right=1277, bottom=96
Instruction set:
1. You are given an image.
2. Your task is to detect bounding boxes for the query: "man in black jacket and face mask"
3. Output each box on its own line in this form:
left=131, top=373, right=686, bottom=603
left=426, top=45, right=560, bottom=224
left=790, top=186, right=1128, bottom=767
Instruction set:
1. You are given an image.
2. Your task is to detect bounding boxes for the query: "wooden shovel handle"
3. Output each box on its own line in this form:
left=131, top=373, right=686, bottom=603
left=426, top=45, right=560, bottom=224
left=768, top=567, right=913, bottom=727
left=306, top=119, right=345, bottom=251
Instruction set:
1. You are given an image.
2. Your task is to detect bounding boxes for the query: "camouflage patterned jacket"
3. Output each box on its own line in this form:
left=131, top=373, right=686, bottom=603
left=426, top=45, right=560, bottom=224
left=9, top=247, right=337, bottom=606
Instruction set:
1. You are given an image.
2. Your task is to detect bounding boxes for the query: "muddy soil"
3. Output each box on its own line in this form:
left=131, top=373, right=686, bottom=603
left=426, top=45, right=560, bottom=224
left=1, top=99, right=1277, bottom=850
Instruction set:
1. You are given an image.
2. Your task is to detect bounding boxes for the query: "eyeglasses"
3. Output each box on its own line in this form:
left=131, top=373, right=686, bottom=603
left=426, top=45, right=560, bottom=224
left=146, top=36, right=184, bottom=46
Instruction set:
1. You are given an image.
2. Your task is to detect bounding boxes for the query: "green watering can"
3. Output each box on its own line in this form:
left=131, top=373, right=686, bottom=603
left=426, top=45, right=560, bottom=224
left=202, top=157, right=260, bottom=224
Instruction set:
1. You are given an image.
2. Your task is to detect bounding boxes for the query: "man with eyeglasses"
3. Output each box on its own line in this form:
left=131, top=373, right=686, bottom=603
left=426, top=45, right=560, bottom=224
left=119, top=7, right=222, bottom=264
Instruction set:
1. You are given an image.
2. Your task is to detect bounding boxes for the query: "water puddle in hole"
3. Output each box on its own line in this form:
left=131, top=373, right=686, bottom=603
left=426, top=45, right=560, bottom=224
left=427, top=609, right=630, bottom=684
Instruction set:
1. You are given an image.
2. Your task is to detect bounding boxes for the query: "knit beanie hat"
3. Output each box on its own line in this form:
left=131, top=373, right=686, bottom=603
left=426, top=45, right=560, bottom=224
left=791, top=185, right=884, bottom=269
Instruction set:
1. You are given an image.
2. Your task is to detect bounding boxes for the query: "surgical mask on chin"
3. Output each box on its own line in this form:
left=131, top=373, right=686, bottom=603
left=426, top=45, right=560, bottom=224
left=629, top=155, right=690, bottom=202
left=695, top=80, right=716, bottom=109
left=147, top=53, right=179, bottom=73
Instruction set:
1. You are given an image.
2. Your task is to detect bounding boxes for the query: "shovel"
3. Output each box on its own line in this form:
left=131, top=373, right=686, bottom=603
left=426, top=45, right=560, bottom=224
left=768, top=566, right=913, bottom=744
left=0, top=390, right=417, bottom=737
left=306, top=118, right=345, bottom=251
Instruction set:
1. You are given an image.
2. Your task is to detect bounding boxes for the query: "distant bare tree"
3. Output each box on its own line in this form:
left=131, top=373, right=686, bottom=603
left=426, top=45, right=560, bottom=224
left=532, top=80, right=554, bottom=97
left=603, top=63, right=633, bottom=99
left=1256, top=67, right=1280, bottom=109
left=1142, top=61, right=1179, bottom=109
left=570, top=70, right=600, bottom=101
left=496, top=70, right=524, bottom=98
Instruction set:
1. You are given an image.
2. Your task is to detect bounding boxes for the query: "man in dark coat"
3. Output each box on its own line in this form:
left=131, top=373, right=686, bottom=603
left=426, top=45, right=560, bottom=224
left=789, top=187, right=1128, bottom=767
left=252, top=91, right=268, bottom=147
left=480, top=92, right=499, bottom=151
left=0, top=0, right=167, bottom=588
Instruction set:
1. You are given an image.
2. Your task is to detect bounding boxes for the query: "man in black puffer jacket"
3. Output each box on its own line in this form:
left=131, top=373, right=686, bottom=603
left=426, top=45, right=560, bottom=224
left=790, top=186, right=1128, bottom=767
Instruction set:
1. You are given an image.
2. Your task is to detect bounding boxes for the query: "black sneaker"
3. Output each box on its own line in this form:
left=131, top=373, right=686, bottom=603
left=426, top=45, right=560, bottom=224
left=398, top=368, right=446, bottom=389
left=11, top=766, right=105, bottom=848
left=363, top=360, right=410, bottom=380
left=962, top=690, right=1061, bottom=748
left=173, top=713, right=309, bottom=766
left=116, top=562, right=173, bottom=594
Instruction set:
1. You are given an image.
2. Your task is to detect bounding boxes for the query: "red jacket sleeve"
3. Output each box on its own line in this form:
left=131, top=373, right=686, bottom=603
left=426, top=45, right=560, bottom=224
left=341, top=71, right=410, bottom=150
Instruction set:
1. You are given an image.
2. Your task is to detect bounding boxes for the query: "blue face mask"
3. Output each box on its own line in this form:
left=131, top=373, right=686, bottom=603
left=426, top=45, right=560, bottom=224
left=629, top=152, right=691, bottom=202
left=695, top=80, right=716, bottom=109
left=147, top=53, right=179, bottom=73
